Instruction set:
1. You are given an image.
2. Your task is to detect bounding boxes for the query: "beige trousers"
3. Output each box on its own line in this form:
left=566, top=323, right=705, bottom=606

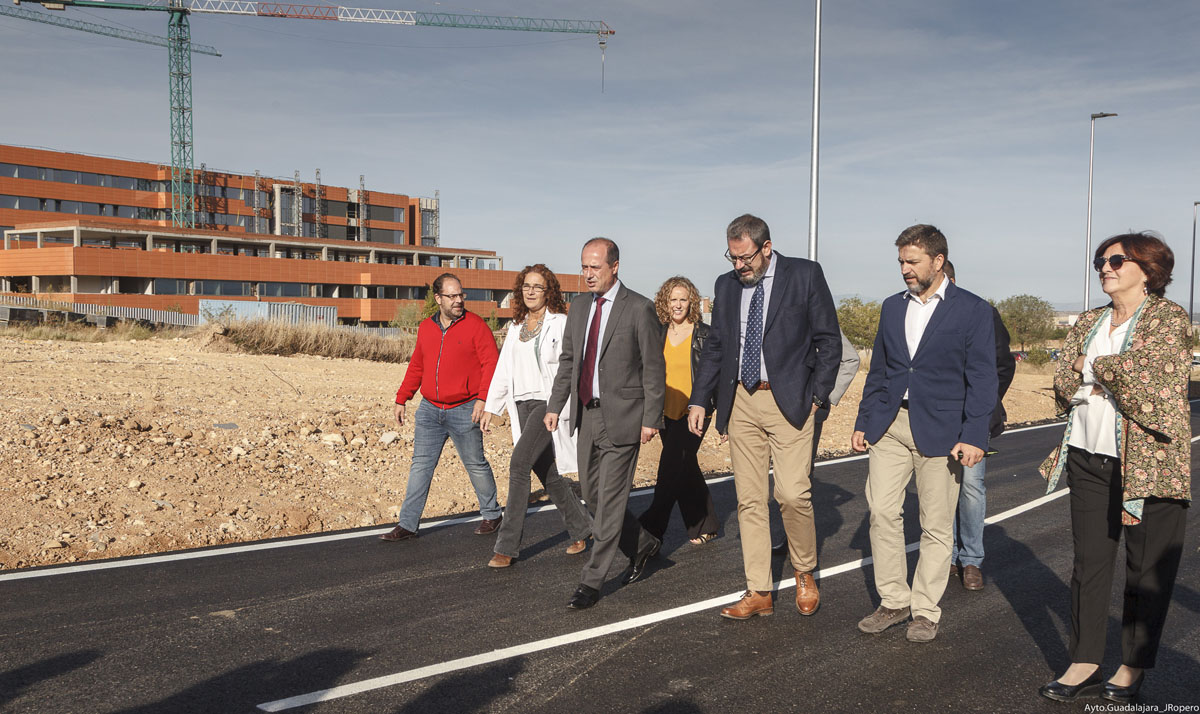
left=728, top=384, right=817, bottom=591
left=865, top=408, right=962, bottom=622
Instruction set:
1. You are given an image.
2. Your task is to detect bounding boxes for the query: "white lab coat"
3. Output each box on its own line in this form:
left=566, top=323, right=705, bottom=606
left=484, top=312, right=578, bottom=474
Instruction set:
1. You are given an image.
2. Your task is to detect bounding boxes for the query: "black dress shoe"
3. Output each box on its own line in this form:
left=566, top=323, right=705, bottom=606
left=621, top=536, right=662, bottom=585
left=1038, top=669, right=1105, bottom=702
left=567, top=584, right=600, bottom=610
left=1102, top=672, right=1144, bottom=704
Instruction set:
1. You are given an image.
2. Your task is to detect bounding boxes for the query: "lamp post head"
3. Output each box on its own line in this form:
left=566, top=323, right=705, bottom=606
left=1091, top=112, right=1118, bottom=119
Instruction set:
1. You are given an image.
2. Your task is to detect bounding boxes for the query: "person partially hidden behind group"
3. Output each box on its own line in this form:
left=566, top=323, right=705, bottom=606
left=481, top=265, right=593, bottom=568
left=638, top=276, right=720, bottom=547
left=1038, top=232, right=1192, bottom=705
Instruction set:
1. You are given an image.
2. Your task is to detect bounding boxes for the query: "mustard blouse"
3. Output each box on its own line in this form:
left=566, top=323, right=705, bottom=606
left=663, top=335, right=692, bottom=421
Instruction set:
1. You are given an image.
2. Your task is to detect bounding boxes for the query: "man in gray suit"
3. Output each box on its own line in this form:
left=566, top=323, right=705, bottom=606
left=546, top=237, right=666, bottom=610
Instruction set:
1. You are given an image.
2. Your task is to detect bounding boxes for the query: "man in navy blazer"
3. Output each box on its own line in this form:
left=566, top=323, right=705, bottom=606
left=689, top=213, right=841, bottom=620
left=852, top=224, right=997, bottom=643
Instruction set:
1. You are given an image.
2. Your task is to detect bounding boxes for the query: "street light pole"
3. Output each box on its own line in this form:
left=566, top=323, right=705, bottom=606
left=1084, top=111, right=1117, bottom=311
left=1191, top=201, right=1199, bottom=329
left=807, top=0, right=822, bottom=262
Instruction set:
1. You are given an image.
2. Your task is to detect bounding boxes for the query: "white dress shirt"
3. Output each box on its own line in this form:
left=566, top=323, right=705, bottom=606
left=510, top=333, right=548, bottom=401
left=901, top=273, right=949, bottom=399
left=1068, top=311, right=1129, bottom=458
left=738, top=252, right=778, bottom=382
left=582, top=280, right=621, bottom=399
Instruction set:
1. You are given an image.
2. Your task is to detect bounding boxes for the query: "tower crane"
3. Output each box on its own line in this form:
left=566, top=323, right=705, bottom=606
left=5, top=0, right=614, bottom=228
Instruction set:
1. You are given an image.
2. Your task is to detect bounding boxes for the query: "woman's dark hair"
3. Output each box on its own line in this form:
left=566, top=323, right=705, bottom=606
left=1095, top=232, right=1174, bottom=297
left=511, top=264, right=566, bottom=324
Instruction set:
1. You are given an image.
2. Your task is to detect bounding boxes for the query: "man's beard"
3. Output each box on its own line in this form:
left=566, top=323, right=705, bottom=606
left=737, top=264, right=768, bottom=287
left=908, top=273, right=934, bottom=294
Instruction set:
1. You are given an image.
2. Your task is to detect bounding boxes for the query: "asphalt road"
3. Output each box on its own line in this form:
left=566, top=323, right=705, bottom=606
left=2, top=417, right=1199, bottom=714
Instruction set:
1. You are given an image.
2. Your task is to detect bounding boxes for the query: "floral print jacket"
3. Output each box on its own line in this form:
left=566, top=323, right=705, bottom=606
left=1039, top=294, right=1192, bottom=524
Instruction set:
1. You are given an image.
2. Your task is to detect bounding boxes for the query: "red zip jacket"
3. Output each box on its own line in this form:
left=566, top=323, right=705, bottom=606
left=395, top=311, right=499, bottom=409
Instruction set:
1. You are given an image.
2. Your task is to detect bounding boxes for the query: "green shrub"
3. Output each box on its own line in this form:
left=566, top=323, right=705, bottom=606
left=1025, top=347, right=1052, bottom=367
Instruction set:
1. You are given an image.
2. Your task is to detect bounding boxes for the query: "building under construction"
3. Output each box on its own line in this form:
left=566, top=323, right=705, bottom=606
left=0, top=143, right=580, bottom=323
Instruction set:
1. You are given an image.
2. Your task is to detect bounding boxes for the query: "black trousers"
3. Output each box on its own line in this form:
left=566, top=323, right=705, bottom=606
left=1066, top=447, right=1188, bottom=668
left=639, top=416, right=718, bottom=540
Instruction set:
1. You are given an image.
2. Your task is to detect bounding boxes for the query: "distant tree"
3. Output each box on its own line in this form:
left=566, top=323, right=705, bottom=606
left=837, top=296, right=882, bottom=350
left=486, top=310, right=501, bottom=332
left=996, top=294, right=1055, bottom=349
left=420, top=284, right=438, bottom=320
left=389, top=303, right=423, bottom=329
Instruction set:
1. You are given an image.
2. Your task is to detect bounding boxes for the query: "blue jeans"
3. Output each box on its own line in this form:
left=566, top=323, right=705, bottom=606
left=396, top=400, right=501, bottom=531
left=952, top=441, right=987, bottom=568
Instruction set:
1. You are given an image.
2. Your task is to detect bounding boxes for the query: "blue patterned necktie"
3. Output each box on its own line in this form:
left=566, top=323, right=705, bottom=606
left=741, top=282, right=764, bottom=388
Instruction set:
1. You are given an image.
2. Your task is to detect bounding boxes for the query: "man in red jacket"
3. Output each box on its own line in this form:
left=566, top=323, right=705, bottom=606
left=381, top=273, right=503, bottom=541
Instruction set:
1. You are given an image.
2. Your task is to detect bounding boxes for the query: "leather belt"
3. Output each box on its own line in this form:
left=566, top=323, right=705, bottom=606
left=741, top=381, right=771, bottom=391
left=900, top=399, right=909, bottom=410
left=584, top=398, right=601, bottom=409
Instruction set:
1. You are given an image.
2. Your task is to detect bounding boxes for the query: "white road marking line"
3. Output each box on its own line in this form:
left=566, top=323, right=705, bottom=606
left=256, top=486, right=1073, bottom=712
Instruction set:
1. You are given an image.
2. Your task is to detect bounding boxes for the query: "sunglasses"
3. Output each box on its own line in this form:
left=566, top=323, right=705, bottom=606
left=1093, top=254, right=1137, bottom=272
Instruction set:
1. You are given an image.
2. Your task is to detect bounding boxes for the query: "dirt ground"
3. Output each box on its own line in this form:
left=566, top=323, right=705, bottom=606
left=0, top=334, right=1062, bottom=571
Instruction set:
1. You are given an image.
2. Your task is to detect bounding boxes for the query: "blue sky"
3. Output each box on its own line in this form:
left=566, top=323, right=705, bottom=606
left=2, top=0, right=1199, bottom=309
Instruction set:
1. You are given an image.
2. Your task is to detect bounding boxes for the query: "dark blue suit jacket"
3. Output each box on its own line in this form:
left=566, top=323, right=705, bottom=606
left=853, top=280, right=998, bottom=455
left=690, top=253, right=841, bottom=434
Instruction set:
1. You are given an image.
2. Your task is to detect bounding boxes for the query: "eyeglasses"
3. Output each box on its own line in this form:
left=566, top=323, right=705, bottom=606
left=439, top=292, right=465, bottom=301
left=1093, top=254, right=1137, bottom=272
left=521, top=284, right=547, bottom=293
left=724, top=246, right=763, bottom=266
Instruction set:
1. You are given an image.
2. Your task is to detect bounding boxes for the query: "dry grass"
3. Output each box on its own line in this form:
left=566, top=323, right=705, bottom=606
left=0, top=321, right=172, bottom=342
left=218, top=319, right=414, bottom=362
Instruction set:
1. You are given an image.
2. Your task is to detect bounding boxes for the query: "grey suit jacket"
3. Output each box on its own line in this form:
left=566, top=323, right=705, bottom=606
left=548, top=283, right=666, bottom=445
left=830, top=330, right=860, bottom=406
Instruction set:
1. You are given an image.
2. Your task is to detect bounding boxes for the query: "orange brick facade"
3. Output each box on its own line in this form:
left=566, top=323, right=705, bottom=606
left=0, top=145, right=585, bottom=323
left=0, top=144, right=412, bottom=243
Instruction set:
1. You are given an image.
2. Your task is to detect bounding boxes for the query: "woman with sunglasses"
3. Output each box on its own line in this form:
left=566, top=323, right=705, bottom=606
left=481, top=265, right=592, bottom=567
left=1038, top=233, right=1191, bottom=704
left=638, top=276, right=720, bottom=546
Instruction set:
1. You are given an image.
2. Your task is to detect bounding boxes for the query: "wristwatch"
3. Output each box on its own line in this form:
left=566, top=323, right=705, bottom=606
left=812, top=395, right=827, bottom=409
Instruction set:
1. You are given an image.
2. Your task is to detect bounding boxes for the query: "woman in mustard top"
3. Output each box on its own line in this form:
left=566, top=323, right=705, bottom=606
left=639, top=276, right=720, bottom=545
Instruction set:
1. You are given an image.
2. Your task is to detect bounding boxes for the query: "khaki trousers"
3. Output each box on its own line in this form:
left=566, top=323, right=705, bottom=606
left=728, top=384, right=817, bottom=591
left=865, top=408, right=961, bottom=622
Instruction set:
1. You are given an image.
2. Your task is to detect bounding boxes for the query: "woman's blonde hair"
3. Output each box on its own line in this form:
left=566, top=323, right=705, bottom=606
left=654, top=275, right=701, bottom=325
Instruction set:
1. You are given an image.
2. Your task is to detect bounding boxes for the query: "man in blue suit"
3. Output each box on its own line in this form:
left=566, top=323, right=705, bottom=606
left=689, top=213, right=842, bottom=620
left=851, top=224, right=997, bottom=643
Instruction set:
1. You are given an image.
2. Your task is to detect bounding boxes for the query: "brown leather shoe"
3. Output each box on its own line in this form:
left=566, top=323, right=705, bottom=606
left=474, top=516, right=502, bottom=535
left=720, top=590, right=773, bottom=620
left=379, top=525, right=417, bottom=542
left=962, top=564, right=984, bottom=591
left=565, top=539, right=587, bottom=555
left=949, top=562, right=959, bottom=578
left=858, top=605, right=911, bottom=634
left=905, top=615, right=939, bottom=643
left=488, top=553, right=513, bottom=568
left=795, top=570, right=819, bottom=615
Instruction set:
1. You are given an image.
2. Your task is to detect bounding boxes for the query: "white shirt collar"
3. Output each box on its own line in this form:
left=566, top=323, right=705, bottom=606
left=903, top=273, right=949, bottom=304
left=597, top=279, right=621, bottom=303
